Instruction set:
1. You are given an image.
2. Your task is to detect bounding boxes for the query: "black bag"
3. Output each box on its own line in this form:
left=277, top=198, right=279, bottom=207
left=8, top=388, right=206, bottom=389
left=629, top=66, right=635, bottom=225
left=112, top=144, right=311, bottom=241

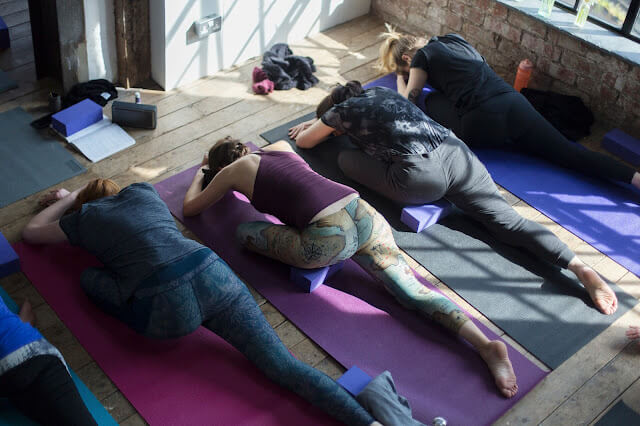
left=521, top=87, right=594, bottom=141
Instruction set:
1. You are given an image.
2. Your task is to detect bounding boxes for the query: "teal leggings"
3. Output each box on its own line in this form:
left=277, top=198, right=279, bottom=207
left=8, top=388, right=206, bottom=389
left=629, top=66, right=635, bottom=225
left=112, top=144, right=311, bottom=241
left=237, top=198, right=468, bottom=333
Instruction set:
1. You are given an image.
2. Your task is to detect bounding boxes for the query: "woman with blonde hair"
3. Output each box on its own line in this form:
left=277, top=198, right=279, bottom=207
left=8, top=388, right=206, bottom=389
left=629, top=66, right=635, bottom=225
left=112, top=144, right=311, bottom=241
left=376, top=26, right=640, bottom=190
left=23, top=179, right=385, bottom=426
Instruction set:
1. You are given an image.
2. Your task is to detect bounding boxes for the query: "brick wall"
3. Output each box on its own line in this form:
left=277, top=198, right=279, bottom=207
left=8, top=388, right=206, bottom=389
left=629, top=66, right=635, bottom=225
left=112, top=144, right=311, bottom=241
left=371, top=0, right=640, bottom=138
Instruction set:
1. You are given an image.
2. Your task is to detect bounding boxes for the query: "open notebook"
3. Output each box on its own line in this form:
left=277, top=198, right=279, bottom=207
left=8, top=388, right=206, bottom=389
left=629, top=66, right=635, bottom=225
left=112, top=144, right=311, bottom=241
left=53, top=115, right=135, bottom=162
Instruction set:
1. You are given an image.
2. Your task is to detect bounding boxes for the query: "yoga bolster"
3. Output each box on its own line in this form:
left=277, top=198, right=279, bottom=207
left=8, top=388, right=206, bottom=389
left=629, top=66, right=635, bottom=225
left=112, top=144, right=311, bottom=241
left=336, top=366, right=372, bottom=397
left=0, top=231, right=19, bottom=278
left=602, top=129, right=640, bottom=166
left=290, top=262, right=344, bottom=293
left=400, top=200, right=453, bottom=233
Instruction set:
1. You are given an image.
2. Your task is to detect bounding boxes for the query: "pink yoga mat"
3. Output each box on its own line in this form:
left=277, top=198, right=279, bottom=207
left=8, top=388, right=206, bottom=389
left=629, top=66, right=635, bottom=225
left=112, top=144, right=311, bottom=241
left=155, top=165, right=548, bottom=425
left=14, top=242, right=340, bottom=426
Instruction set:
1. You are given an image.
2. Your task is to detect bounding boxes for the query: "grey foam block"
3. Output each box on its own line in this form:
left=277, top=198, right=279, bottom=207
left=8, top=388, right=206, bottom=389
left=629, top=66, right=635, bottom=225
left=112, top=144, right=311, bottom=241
left=0, top=108, right=86, bottom=207
left=260, top=114, right=637, bottom=369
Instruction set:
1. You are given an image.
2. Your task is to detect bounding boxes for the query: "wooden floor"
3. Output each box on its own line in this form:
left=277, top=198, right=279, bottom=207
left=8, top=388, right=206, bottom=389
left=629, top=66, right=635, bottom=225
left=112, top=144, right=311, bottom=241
left=1, top=11, right=640, bottom=425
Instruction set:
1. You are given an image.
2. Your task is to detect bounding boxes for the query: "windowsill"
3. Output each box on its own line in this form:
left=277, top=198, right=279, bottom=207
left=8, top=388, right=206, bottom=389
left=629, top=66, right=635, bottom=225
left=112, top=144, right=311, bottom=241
left=498, top=0, right=640, bottom=67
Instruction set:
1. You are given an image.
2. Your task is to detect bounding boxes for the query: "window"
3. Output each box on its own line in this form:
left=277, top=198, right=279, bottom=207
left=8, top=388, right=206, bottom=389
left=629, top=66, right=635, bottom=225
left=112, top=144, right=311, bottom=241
left=557, top=0, right=640, bottom=42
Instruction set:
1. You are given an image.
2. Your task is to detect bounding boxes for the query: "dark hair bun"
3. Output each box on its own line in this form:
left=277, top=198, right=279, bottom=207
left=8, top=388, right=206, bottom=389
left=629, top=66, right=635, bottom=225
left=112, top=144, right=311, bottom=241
left=331, top=80, right=364, bottom=104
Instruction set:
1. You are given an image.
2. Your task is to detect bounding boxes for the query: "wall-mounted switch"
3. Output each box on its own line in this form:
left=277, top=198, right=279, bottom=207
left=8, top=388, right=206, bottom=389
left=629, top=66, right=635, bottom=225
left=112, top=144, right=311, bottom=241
left=194, top=14, right=221, bottom=38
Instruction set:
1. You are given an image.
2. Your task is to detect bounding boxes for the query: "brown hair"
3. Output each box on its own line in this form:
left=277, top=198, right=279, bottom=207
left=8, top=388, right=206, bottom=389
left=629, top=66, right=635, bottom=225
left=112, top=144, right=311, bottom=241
left=316, top=81, right=364, bottom=118
left=73, top=178, right=120, bottom=210
left=203, top=136, right=250, bottom=188
left=376, top=24, right=420, bottom=74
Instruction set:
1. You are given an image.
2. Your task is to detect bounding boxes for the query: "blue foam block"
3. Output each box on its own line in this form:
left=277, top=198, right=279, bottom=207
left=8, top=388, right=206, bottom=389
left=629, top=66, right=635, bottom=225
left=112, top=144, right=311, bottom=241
left=0, top=232, right=19, bottom=278
left=51, top=98, right=103, bottom=137
left=0, top=16, right=9, bottom=50
left=602, top=128, right=640, bottom=166
left=336, top=366, right=372, bottom=396
left=401, top=199, right=453, bottom=233
left=290, top=262, right=344, bottom=293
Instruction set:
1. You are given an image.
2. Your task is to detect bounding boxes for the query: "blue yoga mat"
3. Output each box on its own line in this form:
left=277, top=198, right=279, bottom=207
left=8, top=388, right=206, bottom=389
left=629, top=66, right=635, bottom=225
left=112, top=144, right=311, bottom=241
left=366, top=74, right=640, bottom=277
left=0, top=287, right=117, bottom=426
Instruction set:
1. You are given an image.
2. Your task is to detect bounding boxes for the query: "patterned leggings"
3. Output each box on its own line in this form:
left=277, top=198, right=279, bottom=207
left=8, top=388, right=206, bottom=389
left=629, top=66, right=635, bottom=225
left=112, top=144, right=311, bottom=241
left=237, top=197, right=469, bottom=333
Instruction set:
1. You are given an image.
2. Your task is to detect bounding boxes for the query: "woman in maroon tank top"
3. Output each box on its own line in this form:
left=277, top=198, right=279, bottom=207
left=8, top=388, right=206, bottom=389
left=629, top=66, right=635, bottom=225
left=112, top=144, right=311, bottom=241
left=183, top=136, right=519, bottom=399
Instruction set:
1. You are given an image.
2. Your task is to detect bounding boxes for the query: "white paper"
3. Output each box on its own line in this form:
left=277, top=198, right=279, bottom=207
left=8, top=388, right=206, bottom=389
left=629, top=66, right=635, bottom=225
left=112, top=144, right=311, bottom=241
left=53, top=116, right=135, bottom=162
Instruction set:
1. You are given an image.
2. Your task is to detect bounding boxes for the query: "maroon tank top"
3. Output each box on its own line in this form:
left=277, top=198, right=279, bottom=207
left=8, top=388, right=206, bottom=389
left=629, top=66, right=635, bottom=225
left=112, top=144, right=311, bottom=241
left=251, top=151, right=358, bottom=229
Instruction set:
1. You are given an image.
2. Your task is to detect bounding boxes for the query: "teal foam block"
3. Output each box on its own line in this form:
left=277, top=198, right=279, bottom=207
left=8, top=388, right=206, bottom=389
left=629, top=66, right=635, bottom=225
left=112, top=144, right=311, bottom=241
left=336, top=366, right=372, bottom=396
left=0, top=286, right=117, bottom=426
left=0, top=232, right=19, bottom=278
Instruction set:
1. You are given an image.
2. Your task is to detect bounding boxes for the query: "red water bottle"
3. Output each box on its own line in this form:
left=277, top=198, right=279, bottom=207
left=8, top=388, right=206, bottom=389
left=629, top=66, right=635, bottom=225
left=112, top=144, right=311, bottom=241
left=514, top=59, right=533, bottom=92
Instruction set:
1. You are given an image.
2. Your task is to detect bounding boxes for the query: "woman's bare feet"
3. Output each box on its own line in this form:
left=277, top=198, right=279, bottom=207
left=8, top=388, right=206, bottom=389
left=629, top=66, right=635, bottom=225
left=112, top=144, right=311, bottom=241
left=18, top=299, right=35, bottom=326
left=571, top=262, right=618, bottom=315
left=478, top=341, right=518, bottom=398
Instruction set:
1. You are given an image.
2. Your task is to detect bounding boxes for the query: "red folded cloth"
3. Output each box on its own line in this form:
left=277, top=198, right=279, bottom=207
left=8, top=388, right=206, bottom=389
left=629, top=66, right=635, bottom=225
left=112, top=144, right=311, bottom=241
left=252, top=79, right=274, bottom=95
left=252, top=67, right=269, bottom=83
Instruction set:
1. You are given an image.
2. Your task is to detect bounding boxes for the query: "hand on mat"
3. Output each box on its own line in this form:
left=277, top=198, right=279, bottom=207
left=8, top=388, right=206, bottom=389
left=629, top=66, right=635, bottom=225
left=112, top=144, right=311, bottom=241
left=288, top=119, right=315, bottom=140
left=626, top=326, right=640, bottom=341
left=39, top=188, right=70, bottom=207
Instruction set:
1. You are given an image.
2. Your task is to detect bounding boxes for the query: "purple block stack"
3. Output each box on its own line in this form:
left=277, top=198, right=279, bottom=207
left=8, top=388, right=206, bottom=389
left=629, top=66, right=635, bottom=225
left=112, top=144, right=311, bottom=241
left=602, top=128, right=640, bottom=166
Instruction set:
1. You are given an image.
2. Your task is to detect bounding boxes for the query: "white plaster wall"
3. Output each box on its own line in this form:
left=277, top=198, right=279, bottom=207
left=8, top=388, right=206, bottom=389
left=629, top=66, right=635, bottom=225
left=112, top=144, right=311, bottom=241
left=83, top=0, right=117, bottom=81
left=151, top=0, right=371, bottom=90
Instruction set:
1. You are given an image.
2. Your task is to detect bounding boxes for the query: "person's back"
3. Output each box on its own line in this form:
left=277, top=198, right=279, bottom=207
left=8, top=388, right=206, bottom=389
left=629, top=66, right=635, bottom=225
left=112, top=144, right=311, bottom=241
left=413, top=34, right=512, bottom=113
left=59, top=182, right=203, bottom=303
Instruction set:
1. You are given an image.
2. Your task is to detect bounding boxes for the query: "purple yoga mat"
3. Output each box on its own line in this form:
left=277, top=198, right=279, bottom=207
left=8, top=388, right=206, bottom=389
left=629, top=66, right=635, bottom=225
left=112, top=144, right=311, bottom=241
left=14, top=242, right=341, bottom=426
left=155, top=165, right=547, bottom=425
left=366, top=73, right=640, bottom=278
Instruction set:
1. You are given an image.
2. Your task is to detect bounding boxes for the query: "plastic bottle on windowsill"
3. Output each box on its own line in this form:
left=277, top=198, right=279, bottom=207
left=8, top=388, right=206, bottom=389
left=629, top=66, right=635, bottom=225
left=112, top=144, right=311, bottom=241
left=538, top=0, right=556, bottom=18
left=514, top=59, right=534, bottom=93
left=574, top=0, right=594, bottom=27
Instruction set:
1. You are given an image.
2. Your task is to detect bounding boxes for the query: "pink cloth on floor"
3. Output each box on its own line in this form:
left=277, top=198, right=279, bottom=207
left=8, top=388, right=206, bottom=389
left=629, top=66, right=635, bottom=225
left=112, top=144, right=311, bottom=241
left=253, top=79, right=275, bottom=95
left=252, top=66, right=269, bottom=83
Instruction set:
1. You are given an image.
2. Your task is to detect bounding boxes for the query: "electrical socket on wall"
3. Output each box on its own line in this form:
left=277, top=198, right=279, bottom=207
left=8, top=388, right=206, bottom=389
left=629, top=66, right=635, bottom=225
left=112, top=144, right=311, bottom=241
left=194, top=14, right=222, bottom=38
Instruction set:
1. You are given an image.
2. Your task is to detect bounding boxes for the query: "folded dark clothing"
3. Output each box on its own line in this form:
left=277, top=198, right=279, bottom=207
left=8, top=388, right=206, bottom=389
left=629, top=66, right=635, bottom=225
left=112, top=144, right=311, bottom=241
left=355, top=371, right=425, bottom=426
left=261, top=43, right=319, bottom=90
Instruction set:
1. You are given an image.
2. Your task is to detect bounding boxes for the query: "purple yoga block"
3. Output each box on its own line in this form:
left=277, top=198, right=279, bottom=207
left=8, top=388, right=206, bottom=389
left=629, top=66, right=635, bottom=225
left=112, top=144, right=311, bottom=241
left=290, top=262, right=344, bottom=293
left=337, top=366, right=372, bottom=396
left=51, top=99, right=103, bottom=137
left=0, top=232, right=19, bottom=278
left=0, top=16, right=9, bottom=49
left=602, top=129, right=640, bottom=166
left=401, top=199, right=453, bottom=233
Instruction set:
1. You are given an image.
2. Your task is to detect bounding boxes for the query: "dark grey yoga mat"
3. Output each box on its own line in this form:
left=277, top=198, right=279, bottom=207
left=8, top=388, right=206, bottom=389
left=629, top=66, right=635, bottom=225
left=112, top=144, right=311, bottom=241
left=595, top=401, right=640, bottom=426
left=0, top=70, right=18, bottom=93
left=261, top=113, right=637, bottom=369
left=0, top=108, right=85, bottom=207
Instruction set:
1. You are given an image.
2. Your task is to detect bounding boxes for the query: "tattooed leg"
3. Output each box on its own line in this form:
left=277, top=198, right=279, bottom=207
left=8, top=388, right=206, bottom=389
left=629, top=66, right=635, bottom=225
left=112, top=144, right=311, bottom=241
left=236, top=209, right=359, bottom=269
left=349, top=199, right=518, bottom=398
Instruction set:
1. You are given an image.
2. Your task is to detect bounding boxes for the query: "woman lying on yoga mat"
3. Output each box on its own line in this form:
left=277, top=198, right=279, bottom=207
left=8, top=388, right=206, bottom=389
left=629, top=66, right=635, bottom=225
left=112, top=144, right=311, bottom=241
left=289, top=81, right=618, bottom=318
left=375, top=28, right=640, bottom=190
left=0, top=297, right=96, bottom=425
left=22, top=179, right=384, bottom=426
left=183, top=137, right=520, bottom=398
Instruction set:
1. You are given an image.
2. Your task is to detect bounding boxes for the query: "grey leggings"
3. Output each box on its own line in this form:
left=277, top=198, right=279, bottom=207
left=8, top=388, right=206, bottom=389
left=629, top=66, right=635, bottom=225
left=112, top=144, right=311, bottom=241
left=337, top=135, right=575, bottom=268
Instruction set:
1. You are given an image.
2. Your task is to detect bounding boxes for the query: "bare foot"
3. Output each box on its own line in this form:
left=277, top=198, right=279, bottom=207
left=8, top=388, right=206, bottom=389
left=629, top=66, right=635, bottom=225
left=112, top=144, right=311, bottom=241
left=478, top=341, right=518, bottom=398
left=577, top=267, right=618, bottom=315
left=18, top=299, right=36, bottom=326
left=626, top=326, right=640, bottom=340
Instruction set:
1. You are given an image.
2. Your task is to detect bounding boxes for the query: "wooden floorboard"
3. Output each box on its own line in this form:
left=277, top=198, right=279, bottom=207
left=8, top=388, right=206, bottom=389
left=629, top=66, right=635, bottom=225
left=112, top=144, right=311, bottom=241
left=0, top=12, right=639, bottom=425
